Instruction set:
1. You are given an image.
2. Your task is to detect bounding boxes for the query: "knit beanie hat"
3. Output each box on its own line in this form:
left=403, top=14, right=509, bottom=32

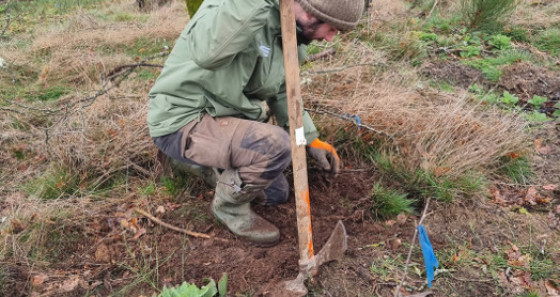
left=298, top=0, right=364, bottom=31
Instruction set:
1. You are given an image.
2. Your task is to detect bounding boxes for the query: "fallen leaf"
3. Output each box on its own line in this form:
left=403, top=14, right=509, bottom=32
left=396, top=213, right=407, bottom=225
left=491, top=189, right=507, bottom=205
left=534, top=139, right=551, bottom=155
left=543, top=184, right=558, bottom=191
left=32, top=273, right=49, bottom=287
left=11, top=218, right=27, bottom=234
left=384, top=220, right=396, bottom=226
left=133, top=227, right=146, bottom=240
left=155, top=205, right=165, bottom=215
left=508, top=254, right=531, bottom=268
left=524, top=187, right=539, bottom=205
left=95, top=244, right=111, bottom=263
left=506, top=152, right=521, bottom=159
left=452, top=253, right=460, bottom=262
left=89, top=281, right=103, bottom=290
left=545, top=281, right=560, bottom=295
left=60, top=275, right=80, bottom=292
left=536, top=197, right=552, bottom=204
left=386, top=238, right=402, bottom=250
left=119, top=219, right=129, bottom=229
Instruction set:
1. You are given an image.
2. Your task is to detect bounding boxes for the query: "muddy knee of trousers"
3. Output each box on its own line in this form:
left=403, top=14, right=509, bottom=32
left=236, top=124, right=292, bottom=185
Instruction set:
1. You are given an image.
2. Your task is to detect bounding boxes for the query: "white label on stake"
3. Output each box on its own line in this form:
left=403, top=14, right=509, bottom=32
left=295, top=127, right=306, bottom=146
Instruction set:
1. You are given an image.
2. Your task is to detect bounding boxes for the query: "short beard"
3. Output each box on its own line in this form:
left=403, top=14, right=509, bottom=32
left=295, top=19, right=323, bottom=45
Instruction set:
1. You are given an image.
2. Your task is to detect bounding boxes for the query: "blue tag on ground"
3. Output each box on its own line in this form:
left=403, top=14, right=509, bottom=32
left=418, top=225, right=439, bottom=288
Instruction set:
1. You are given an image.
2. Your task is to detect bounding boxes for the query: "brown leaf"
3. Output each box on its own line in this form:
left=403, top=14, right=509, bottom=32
left=536, top=197, right=552, bottom=204
left=491, top=189, right=507, bottom=205
left=60, top=275, right=80, bottom=292
left=155, top=205, right=165, bottom=215
left=384, top=220, right=396, bottom=226
left=545, top=281, right=560, bottom=296
left=95, top=244, right=111, bottom=263
left=32, top=273, right=49, bottom=287
left=11, top=218, right=27, bottom=234
left=543, top=184, right=558, bottom=191
left=508, top=254, right=531, bottom=268
left=524, top=187, right=539, bottom=206
left=133, top=227, right=147, bottom=240
left=506, top=152, right=521, bottom=159
left=534, top=139, right=551, bottom=155
left=386, top=238, right=402, bottom=250
left=396, top=213, right=407, bottom=225
left=452, top=253, right=460, bottom=262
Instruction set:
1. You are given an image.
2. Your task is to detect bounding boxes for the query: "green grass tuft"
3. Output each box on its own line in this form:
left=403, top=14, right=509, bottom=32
left=497, top=156, right=534, bottom=185
left=534, top=28, right=560, bottom=56
left=463, top=50, right=533, bottom=82
left=371, top=183, right=415, bottom=219
left=23, top=168, right=79, bottom=199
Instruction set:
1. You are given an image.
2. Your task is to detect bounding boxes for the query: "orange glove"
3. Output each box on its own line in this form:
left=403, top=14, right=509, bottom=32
left=307, top=138, right=341, bottom=175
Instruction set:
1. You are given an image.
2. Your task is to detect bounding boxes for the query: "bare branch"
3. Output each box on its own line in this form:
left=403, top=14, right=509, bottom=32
left=134, top=208, right=229, bottom=243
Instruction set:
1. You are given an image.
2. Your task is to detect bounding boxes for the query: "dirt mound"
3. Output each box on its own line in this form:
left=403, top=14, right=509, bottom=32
left=421, top=60, right=486, bottom=89
left=4, top=169, right=383, bottom=296
left=498, top=62, right=560, bottom=105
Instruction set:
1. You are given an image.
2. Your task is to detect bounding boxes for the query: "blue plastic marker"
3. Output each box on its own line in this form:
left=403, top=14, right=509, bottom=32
left=418, top=225, right=439, bottom=288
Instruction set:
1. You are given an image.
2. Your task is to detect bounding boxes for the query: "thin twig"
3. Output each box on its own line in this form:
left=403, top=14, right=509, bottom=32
left=305, top=49, right=336, bottom=62
left=0, top=106, right=21, bottom=113
left=305, top=106, right=395, bottom=140
left=133, top=208, right=229, bottom=243
left=395, top=198, right=431, bottom=297
left=426, top=0, right=439, bottom=18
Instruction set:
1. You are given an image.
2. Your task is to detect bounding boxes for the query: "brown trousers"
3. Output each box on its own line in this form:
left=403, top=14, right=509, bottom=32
left=153, top=115, right=292, bottom=186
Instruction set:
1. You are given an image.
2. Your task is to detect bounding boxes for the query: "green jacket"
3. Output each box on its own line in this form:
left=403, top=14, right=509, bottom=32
left=147, top=0, right=318, bottom=144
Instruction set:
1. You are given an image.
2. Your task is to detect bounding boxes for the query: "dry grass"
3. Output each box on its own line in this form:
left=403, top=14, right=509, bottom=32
left=0, top=0, right=187, bottom=89
left=512, top=0, right=560, bottom=29
left=304, top=44, right=529, bottom=178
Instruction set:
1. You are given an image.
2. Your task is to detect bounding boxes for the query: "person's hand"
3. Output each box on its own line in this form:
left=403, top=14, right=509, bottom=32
left=250, top=99, right=270, bottom=122
left=307, top=138, right=341, bottom=175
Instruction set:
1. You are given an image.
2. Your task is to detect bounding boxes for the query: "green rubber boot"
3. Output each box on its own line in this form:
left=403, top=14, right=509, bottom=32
left=167, top=156, right=217, bottom=186
left=212, top=169, right=280, bottom=245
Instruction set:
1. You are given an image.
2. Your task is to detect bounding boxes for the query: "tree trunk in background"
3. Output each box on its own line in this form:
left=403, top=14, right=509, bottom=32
left=185, top=0, right=203, bottom=18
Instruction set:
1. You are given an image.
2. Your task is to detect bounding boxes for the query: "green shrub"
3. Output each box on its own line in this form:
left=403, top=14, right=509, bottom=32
left=460, top=0, right=517, bottom=32
left=463, top=50, right=532, bottom=82
left=23, top=168, right=79, bottom=200
left=527, top=95, right=547, bottom=108
left=486, top=34, right=512, bottom=50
